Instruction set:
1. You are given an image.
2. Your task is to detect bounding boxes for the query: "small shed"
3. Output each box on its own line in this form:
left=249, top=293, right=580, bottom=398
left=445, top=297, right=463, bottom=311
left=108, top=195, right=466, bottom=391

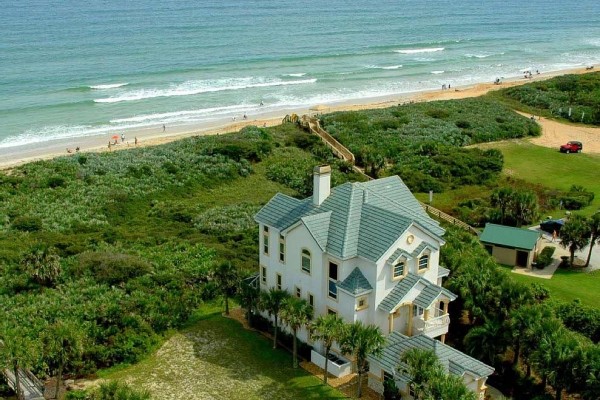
left=480, top=223, right=542, bottom=268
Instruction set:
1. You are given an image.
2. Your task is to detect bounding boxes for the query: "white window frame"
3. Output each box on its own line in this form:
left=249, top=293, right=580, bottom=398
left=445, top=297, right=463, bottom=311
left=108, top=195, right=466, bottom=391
left=262, top=226, right=269, bottom=255
left=392, top=260, right=406, bottom=280
left=295, top=286, right=302, bottom=298
left=301, top=249, right=311, bottom=274
left=418, top=254, right=430, bottom=271
left=276, top=273, right=282, bottom=290
left=356, top=296, right=368, bottom=311
left=328, top=261, right=338, bottom=300
left=261, top=265, right=267, bottom=285
left=279, top=234, right=285, bottom=263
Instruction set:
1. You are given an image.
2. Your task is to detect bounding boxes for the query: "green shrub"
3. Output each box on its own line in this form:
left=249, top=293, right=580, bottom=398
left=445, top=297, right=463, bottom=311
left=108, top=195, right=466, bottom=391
left=536, top=246, right=556, bottom=267
left=76, top=252, right=153, bottom=284
left=12, top=215, right=43, bottom=232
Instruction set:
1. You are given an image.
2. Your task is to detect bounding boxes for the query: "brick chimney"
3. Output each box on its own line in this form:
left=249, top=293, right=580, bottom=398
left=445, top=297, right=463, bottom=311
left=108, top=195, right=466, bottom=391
left=313, top=165, right=331, bottom=206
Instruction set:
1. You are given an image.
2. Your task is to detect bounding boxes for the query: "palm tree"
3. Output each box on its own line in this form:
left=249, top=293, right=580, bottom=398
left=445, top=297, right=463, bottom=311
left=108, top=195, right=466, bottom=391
left=42, top=319, right=85, bottom=399
left=585, top=213, right=600, bottom=267
left=399, top=348, right=440, bottom=398
left=310, top=313, right=345, bottom=383
left=535, top=332, right=579, bottom=400
left=559, top=214, right=591, bottom=267
left=279, top=297, right=313, bottom=368
left=236, top=274, right=259, bottom=325
left=512, top=190, right=538, bottom=227
left=211, top=261, right=239, bottom=315
left=464, top=318, right=507, bottom=367
left=258, top=288, right=290, bottom=349
left=339, top=321, right=385, bottom=398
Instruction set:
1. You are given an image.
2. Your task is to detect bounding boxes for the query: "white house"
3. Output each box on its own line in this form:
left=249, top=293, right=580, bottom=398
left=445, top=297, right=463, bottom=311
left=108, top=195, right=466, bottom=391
left=254, top=165, right=493, bottom=398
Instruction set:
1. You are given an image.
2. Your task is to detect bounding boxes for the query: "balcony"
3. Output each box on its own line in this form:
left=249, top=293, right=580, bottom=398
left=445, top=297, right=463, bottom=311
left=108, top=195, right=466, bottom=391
left=412, top=309, right=450, bottom=338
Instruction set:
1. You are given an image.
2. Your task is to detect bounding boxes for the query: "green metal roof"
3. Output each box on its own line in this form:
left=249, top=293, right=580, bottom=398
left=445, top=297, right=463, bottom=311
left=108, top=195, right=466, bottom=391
left=480, top=223, right=540, bottom=251
left=369, top=332, right=494, bottom=380
left=254, top=176, right=445, bottom=263
left=378, top=273, right=457, bottom=313
left=337, top=267, right=373, bottom=296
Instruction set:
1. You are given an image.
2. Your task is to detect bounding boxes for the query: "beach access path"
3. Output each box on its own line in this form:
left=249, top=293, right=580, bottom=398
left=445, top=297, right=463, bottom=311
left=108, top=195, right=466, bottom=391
left=1, top=67, right=596, bottom=170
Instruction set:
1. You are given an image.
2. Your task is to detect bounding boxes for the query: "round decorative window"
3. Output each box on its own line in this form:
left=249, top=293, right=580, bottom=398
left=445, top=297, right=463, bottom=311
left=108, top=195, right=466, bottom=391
left=406, top=235, right=414, bottom=244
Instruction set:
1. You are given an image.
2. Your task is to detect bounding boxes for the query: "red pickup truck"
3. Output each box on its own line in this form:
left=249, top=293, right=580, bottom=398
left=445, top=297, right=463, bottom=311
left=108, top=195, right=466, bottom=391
left=559, top=141, right=583, bottom=153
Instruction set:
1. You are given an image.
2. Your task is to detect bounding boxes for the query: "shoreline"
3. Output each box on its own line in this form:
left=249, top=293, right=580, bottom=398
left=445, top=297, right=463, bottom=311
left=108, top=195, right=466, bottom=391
left=0, top=66, right=595, bottom=170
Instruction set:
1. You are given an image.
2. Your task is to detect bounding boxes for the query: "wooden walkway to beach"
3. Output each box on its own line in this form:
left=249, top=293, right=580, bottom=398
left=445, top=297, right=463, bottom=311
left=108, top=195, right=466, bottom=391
left=3, top=368, right=45, bottom=400
left=306, top=116, right=479, bottom=235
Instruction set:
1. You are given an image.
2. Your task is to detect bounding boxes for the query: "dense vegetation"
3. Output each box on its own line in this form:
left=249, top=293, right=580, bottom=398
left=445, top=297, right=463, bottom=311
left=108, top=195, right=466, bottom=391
left=0, top=124, right=360, bottom=382
left=442, top=226, right=600, bottom=399
left=495, top=72, right=600, bottom=125
left=321, top=97, right=540, bottom=192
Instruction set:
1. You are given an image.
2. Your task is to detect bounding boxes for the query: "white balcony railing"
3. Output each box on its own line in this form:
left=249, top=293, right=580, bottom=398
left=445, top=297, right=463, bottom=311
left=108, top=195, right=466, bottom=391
left=413, top=313, right=450, bottom=335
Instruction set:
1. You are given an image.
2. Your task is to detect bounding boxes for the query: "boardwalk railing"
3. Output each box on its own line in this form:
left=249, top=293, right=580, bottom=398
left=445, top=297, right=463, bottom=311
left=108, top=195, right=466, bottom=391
left=3, top=368, right=45, bottom=400
left=306, top=116, right=479, bottom=236
left=307, top=118, right=355, bottom=164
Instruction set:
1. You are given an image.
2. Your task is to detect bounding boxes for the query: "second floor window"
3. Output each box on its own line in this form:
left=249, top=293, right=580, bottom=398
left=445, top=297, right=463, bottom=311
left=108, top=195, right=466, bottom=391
left=413, top=305, right=424, bottom=317
left=279, top=235, right=285, bottom=263
left=263, top=226, right=269, bottom=255
left=328, top=262, right=338, bottom=299
left=301, top=249, right=311, bottom=273
left=393, top=261, right=405, bottom=278
left=418, top=254, right=429, bottom=271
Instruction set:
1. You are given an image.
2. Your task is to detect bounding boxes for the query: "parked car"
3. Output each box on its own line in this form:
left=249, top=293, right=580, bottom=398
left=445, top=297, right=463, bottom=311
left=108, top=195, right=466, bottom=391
left=559, top=141, right=583, bottom=153
left=540, top=219, right=564, bottom=234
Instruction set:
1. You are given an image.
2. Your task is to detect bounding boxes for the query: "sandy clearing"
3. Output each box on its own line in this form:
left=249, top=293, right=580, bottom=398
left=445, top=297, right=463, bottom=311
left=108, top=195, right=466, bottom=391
left=520, top=112, right=600, bottom=154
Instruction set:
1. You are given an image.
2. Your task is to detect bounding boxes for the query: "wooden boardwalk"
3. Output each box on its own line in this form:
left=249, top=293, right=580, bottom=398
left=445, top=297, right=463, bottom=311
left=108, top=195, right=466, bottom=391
left=306, top=116, right=479, bottom=235
left=3, top=368, right=45, bottom=400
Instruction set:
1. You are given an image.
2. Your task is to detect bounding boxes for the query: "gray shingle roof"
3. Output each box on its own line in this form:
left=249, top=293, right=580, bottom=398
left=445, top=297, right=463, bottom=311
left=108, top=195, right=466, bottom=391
left=411, top=241, right=438, bottom=258
left=369, top=332, right=494, bottom=379
left=337, top=267, right=373, bottom=296
left=438, top=266, right=450, bottom=278
left=254, top=175, right=444, bottom=262
left=386, top=248, right=413, bottom=266
left=302, top=212, right=331, bottom=251
left=378, top=273, right=457, bottom=313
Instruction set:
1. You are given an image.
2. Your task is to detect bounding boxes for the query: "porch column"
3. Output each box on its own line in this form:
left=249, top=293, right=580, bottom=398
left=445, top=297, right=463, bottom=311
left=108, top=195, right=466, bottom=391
left=440, top=334, right=446, bottom=344
left=388, top=312, right=394, bottom=334
left=407, top=305, right=413, bottom=336
left=424, top=308, right=430, bottom=321
left=443, top=301, right=448, bottom=314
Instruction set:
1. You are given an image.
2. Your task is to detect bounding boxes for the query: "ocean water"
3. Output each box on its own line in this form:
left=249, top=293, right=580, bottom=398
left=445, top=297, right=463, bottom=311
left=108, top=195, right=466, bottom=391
left=1, top=0, right=600, bottom=150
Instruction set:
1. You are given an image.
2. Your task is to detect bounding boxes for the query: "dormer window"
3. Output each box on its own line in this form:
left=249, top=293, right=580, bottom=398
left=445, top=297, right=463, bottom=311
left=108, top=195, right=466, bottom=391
left=392, top=261, right=405, bottom=279
left=301, top=249, right=311, bottom=274
left=418, top=254, right=429, bottom=271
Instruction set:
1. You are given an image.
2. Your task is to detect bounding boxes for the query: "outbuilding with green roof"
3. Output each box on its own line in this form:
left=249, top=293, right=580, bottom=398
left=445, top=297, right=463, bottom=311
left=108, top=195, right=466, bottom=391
left=480, top=223, right=542, bottom=268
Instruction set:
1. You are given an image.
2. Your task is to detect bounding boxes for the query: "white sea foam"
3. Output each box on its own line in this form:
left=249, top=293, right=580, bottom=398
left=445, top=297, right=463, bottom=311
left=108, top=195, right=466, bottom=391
left=89, top=83, right=129, bottom=89
left=94, top=77, right=317, bottom=103
left=284, top=73, right=306, bottom=77
left=431, top=70, right=445, bottom=74
left=394, top=47, right=444, bottom=54
left=110, top=104, right=252, bottom=124
left=366, top=65, right=403, bottom=70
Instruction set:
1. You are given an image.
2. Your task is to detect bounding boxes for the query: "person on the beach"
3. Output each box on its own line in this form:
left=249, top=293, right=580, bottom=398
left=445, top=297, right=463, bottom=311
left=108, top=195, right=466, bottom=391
left=121, top=133, right=125, bottom=143
left=243, top=113, right=247, bottom=120
left=260, top=101, right=264, bottom=106
left=552, top=230, right=558, bottom=242
left=162, top=124, right=166, bottom=132
left=76, top=146, right=80, bottom=152
left=108, top=142, right=112, bottom=151
left=66, top=148, right=73, bottom=154
left=134, top=136, right=138, bottom=146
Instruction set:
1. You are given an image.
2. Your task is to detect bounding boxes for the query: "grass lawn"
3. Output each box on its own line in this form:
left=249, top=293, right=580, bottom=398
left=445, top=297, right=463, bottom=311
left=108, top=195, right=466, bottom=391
left=498, top=265, right=600, bottom=307
left=101, top=304, right=347, bottom=400
left=477, top=140, right=600, bottom=216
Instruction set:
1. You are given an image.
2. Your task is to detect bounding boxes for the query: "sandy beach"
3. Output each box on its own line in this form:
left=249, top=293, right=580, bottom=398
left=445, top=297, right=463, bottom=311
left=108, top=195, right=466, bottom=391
left=1, top=66, right=597, bottom=170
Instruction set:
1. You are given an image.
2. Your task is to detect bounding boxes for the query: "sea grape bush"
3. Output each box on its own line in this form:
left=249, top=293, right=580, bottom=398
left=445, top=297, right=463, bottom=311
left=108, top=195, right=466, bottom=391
left=0, top=134, right=260, bottom=233
left=499, top=72, right=600, bottom=125
left=195, top=203, right=261, bottom=235
left=321, top=97, right=538, bottom=191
